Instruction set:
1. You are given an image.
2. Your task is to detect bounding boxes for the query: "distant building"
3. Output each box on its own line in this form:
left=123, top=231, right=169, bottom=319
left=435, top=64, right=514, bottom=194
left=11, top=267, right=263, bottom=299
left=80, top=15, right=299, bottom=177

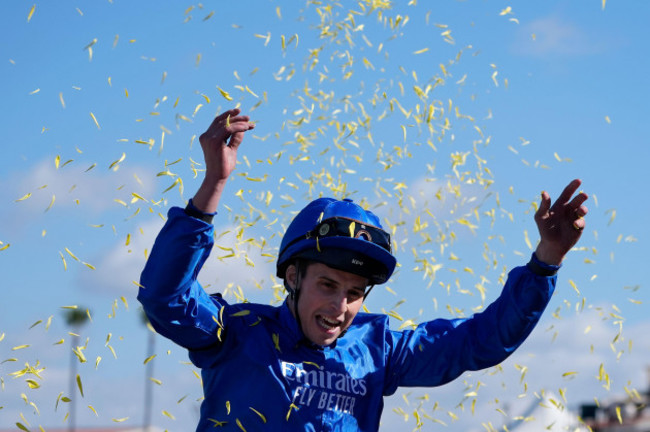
left=577, top=367, right=650, bottom=432
left=502, top=368, right=650, bottom=432
left=500, top=391, right=579, bottom=432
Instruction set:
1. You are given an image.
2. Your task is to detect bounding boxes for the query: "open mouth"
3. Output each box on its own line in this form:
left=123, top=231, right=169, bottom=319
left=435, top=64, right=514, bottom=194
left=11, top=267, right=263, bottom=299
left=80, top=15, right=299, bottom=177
left=317, top=315, right=341, bottom=332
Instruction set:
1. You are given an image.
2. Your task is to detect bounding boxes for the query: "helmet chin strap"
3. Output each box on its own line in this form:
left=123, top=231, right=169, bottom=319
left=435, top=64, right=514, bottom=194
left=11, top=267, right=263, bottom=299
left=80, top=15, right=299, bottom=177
left=363, top=284, right=375, bottom=300
left=286, top=260, right=306, bottom=341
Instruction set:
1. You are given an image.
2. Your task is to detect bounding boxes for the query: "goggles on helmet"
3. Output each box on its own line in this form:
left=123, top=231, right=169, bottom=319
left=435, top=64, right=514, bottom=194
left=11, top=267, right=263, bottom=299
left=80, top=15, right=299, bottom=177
left=285, top=217, right=391, bottom=253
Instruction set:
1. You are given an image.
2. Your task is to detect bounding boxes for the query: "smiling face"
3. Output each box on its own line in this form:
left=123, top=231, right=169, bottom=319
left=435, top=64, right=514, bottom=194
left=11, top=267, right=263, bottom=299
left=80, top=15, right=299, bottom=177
left=286, top=261, right=368, bottom=346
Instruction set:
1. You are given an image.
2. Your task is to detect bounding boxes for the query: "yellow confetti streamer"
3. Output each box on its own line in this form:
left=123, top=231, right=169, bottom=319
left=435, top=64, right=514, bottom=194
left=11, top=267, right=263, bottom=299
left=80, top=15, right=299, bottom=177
left=89, top=112, right=100, bottom=129
left=26, top=379, right=40, bottom=389
left=14, top=193, right=32, bottom=202
left=109, top=152, right=126, bottom=170
left=76, top=374, right=84, bottom=397
left=236, top=418, right=248, bottom=431
left=12, top=345, right=30, bottom=351
left=27, top=4, right=35, bottom=22
left=44, top=194, right=56, bottom=212
left=217, top=86, right=233, bottom=101
left=272, top=333, right=281, bottom=352
left=231, top=310, right=250, bottom=317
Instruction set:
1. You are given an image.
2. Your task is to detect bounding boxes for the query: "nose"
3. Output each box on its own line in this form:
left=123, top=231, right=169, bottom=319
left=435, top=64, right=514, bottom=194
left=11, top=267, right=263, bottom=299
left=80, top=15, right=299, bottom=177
left=330, top=291, right=348, bottom=315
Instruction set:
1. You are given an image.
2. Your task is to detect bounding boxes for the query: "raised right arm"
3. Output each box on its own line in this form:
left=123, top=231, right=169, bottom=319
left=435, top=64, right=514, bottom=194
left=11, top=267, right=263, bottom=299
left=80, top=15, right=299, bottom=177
left=137, top=207, right=223, bottom=350
left=137, top=109, right=255, bottom=349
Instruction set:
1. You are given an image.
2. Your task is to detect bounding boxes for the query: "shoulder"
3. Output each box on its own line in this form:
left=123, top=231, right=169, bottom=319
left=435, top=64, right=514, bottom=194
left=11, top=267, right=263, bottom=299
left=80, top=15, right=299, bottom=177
left=343, top=312, right=390, bottom=341
left=351, top=311, right=389, bottom=326
left=223, top=301, right=281, bottom=327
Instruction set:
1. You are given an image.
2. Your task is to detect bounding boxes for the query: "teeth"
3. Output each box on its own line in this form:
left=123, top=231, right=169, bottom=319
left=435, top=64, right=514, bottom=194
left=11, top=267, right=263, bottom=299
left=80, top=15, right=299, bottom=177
left=319, top=316, right=339, bottom=330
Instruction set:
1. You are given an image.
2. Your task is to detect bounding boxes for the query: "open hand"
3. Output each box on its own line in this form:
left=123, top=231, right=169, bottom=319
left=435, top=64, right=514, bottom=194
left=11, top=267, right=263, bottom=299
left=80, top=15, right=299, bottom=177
left=191, top=109, right=255, bottom=213
left=534, top=179, right=588, bottom=265
left=199, top=108, right=255, bottom=183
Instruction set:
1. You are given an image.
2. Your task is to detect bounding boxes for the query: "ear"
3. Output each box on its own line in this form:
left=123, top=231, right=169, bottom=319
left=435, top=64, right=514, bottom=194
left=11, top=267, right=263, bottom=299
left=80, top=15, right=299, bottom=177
left=285, top=264, right=297, bottom=291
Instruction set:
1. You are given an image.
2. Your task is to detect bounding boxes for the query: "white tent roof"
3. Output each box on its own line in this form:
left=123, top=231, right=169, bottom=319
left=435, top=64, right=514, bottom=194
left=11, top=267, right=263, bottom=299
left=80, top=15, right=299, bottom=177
left=503, top=392, right=581, bottom=432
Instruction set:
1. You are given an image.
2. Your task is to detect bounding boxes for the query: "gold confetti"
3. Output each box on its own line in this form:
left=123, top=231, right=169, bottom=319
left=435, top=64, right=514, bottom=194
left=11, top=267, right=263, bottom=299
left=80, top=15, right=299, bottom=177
left=230, top=310, right=250, bottom=317
left=27, top=4, right=35, bottom=22
left=109, top=152, right=126, bottom=170
left=217, top=86, right=233, bottom=101
left=76, top=374, right=84, bottom=397
left=29, top=320, right=42, bottom=329
left=12, top=345, right=30, bottom=351
left=89, top=112, right=100, bottom=129
left=26, top=379, right=40, bottom=389
left=272, top=333, right=281, bottom=352
left=249, top=407, right=267, bottom=423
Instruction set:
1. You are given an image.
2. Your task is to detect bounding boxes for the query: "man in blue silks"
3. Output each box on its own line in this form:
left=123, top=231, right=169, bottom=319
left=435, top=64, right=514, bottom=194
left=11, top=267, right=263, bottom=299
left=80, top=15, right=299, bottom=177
left=138, top=109, right=588, bottom=431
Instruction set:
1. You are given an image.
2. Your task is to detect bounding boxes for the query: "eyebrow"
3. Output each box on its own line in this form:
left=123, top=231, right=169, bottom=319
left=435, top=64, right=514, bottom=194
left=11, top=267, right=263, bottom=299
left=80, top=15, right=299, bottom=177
left=318, top=275, right=366, bottom=293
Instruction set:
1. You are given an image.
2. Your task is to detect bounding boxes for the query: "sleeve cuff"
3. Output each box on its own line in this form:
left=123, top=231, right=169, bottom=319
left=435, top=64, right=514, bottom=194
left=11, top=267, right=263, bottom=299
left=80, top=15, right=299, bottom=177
left=526, top=252, right=561, bottom=277
left=184, top=199, right=217, bottom=224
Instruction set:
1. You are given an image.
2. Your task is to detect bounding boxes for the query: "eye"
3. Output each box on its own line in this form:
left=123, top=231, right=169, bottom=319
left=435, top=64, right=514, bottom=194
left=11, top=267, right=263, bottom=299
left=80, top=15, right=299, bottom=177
left=348, top=289, right=364, bottom=301
left=320, top=281, right=336, bottom=291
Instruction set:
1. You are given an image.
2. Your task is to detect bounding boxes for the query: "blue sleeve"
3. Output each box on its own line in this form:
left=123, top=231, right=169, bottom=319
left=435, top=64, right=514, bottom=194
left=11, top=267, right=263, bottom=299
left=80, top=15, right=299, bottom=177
left=383, top=261, right=557, bottom=395
left=137, top=207, right=227, bottom=351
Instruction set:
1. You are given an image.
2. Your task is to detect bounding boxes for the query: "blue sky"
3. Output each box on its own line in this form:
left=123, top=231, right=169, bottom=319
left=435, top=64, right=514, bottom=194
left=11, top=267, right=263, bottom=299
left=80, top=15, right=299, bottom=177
left=1, top=1, right=649, bottom=431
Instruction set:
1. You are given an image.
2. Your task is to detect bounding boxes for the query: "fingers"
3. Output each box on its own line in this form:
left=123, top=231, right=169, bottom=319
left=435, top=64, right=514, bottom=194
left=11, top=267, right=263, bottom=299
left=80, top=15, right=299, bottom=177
left=568, top=191, right=588, bottom=210
left=208, top=108, right=241, bottom=128
left=566, top=186, right=588, bottom=228
left=535, top=190, right=551, bottom=222
left=554, top=178, right=582, bottom=206
left=573, top=214, right=586, bottom=230
left=228, top=130, right=246, bottom=150
left=575, top=204, right=588, bottom=218
left=201, top=109, right=255, bottom=146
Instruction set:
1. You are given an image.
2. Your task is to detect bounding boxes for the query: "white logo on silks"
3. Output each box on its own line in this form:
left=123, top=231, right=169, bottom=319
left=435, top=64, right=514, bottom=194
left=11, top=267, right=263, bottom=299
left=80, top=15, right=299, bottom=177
left=281, top=361, right=367, bottom=415
left=351, top=258, right=364, bottom=266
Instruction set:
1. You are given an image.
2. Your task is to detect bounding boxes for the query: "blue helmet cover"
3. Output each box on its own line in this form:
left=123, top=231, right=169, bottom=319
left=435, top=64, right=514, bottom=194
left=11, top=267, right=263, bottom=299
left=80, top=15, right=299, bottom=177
left=277, top=198, right=397, bottom=285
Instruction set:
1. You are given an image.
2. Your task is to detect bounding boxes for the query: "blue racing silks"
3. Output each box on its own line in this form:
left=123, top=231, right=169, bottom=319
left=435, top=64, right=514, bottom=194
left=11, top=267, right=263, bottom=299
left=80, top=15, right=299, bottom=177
left=138, top=207, right=557, bottom=432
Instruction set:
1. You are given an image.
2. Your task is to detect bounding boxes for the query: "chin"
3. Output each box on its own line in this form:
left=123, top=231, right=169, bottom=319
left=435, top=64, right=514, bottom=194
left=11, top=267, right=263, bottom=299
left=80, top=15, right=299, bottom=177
left=313, top=334, right=337, bottom=347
